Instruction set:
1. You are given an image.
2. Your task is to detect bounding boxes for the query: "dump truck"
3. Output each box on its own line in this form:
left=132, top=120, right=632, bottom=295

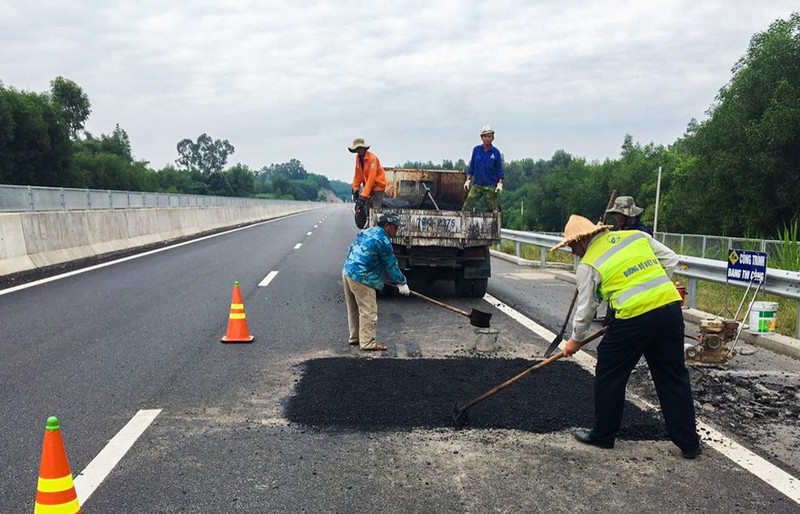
left=367, top=168, right=501, bottom=297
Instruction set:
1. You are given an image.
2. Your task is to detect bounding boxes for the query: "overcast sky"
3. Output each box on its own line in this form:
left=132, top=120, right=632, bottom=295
left=1, top=2, right=797, bottom=183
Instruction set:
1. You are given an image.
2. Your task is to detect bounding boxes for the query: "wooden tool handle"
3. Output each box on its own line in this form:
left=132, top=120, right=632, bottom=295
left=600, top=189, right=619, bottom=225
left=457, top=327, right=608, bottom=415
left=409, top=290, right=470, bottom=317
left=385, top=283, right=470, bottom=317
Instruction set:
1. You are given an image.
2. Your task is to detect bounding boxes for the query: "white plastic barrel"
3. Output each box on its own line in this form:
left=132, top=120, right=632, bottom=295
left=749, top=301, right=778, bottom=334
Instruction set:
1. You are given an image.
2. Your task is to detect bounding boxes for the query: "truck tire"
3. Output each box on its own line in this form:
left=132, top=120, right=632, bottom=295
left=455, top=277, right=488, bottom=298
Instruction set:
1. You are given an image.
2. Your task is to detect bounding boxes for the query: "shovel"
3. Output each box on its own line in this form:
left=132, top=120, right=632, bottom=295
left=386, top=283, right=492, bottom=328
left=452, top=327, right=607, bottom=426
left=543, top=289, right=578, bottom=357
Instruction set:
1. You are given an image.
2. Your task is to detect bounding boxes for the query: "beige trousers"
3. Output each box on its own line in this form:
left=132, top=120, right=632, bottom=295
left=342, top=274, right=379, bottom=349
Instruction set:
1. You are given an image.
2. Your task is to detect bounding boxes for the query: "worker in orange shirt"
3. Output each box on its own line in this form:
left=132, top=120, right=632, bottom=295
left=349, top=138, right=386, bottom=210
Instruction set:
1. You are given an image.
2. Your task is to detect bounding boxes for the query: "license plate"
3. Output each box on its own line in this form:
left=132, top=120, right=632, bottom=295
left=409, top=215, right=461, bottom=232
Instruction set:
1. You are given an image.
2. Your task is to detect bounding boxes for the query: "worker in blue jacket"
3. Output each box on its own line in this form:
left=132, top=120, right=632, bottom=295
left=342, top=212, right=410, bottom=351
left=463, top=125, right=504, bottom=212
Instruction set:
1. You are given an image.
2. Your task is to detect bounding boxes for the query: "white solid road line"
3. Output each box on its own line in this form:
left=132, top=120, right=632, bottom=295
left=484, top=293, right=800, bottom=505
left=73, top=409, right=161, bottom=504
left=259, top=271, right=279, bottom=287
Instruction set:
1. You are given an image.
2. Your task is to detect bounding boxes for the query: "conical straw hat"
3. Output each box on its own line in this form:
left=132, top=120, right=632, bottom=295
left=550, top=215, right=612, bottom=251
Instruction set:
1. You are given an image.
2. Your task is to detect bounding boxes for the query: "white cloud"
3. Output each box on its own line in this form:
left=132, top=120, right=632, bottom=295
left=0, top=1, right=797, bottom=181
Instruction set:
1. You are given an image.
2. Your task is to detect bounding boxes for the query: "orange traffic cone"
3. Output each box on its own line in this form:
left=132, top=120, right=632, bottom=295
left=221, top=280, right=255, bottom=343
left=34, top=416, right=81, bottom=514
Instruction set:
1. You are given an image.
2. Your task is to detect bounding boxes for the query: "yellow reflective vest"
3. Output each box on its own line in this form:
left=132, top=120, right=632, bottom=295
left=581, top=231, right=681, bottom=319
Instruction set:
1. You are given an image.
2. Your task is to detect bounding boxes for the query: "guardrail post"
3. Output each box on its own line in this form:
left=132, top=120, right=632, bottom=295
left=27, top=185, right=34, bottom=211
left=86, top=188, right=91, bottom=209
left=515, top=241, right=521, bottom=258
left=59, top=188, right=65, bottom=210
left=702, top=237, right=707, bottom=258
left=796, top=299, right=800, bottom=339
left=108, top=190, right=113, bottom=209
left=540, top=247, right=547, bottom=267
left=686, top=277, right=698, bottom=309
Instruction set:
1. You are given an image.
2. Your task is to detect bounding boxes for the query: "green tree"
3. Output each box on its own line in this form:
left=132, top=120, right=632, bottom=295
left=0, top=83, right=73, bottom=185
left=666, top=13, right=800, bottom=236
left=225, top=163, right=256, bottom=197
left=50, top=76, right=91, bottom=138
left=176, top=133, right=235, bottom=175
left=155, top=165, right=195, bottom=193
left=70, top=125, right=154, bottom=190
left=206, top=171, right=232, bottom=196
left=258, top=158, right=308, bottom=181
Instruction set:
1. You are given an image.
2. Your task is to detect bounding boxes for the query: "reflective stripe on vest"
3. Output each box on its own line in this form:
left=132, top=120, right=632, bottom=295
left=582, top=231, right=681, bottom=319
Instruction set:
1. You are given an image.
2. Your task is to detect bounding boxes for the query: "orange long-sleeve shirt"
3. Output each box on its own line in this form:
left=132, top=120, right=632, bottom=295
left=352, top=151, right=386, bottom=197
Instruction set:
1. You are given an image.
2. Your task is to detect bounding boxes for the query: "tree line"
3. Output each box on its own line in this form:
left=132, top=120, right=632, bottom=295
left=0, top=78, right=350, bottom=202
left=1, top=13, right=797, bottom=237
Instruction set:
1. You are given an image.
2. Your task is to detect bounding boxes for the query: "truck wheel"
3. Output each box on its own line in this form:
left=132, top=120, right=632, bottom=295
left=455, top=277, right=488, bottom=298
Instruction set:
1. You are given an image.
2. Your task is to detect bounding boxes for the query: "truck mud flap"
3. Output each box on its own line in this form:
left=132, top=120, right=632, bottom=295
left=463, top=267, right=490, bottom=279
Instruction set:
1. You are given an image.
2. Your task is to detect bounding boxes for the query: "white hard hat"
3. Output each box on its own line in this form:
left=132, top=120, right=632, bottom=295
left=480, top=125, right=494, bottom=136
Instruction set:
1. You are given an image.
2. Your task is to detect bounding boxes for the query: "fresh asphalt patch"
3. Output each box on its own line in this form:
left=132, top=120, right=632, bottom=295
left=285, top=357, right=667, bottom=440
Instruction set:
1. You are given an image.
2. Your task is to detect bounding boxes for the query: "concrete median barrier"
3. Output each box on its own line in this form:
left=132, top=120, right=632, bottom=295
left=0, top=202, right=322, bottom=278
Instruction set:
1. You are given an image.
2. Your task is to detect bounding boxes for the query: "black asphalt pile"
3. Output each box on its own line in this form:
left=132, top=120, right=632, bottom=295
left=285, top=357, right=667, bottom=440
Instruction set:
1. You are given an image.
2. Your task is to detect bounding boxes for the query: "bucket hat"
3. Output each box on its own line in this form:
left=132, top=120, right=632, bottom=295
left=550, top=215, right=611, bottom=251
left=480, top=125, right=494, bottom=136
left=348, top=138, right=370, bottom=153
left=605, top=196, right=643, bottom=217
left=378, top=211, right=404, bottom=227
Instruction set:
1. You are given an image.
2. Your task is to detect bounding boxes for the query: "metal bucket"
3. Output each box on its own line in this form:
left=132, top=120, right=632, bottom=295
left=475, top=328, right=499, bottom=353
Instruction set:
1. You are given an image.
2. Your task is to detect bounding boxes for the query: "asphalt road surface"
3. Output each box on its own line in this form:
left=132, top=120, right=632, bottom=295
left=1, top=204, right=798, bottom=512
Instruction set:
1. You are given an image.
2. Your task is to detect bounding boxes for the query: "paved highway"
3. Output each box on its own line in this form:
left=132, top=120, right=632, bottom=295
left=1, top=205, right=798, bottom=512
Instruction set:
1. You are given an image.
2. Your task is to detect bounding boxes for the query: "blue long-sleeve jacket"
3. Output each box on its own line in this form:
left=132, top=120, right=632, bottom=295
left=343, top=226, right=407, bottom=290
left=468, top=145, right=504, bottom=186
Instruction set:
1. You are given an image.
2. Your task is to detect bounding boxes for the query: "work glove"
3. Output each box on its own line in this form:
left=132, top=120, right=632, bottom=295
left=464, top=178, right=471, bottom=192
left=495, top=182, right=503, bottom=193
left=397, top=284, right=410, bottom=296
left=352, top=190, right=360, bottom=202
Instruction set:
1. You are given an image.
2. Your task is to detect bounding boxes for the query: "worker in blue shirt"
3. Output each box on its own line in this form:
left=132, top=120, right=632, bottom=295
left=463, top=125, right=504, bottom=212
left=342, top=212, right=410, bottom=351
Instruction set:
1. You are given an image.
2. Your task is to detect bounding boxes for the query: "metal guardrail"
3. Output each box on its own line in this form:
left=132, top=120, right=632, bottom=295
left=0, top=184, right=280, bottom=212
left=500, top=229, right=800, bottom=338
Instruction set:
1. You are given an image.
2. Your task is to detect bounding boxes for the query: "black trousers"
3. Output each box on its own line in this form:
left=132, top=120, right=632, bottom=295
left=592, top=301, right=699, bottom=452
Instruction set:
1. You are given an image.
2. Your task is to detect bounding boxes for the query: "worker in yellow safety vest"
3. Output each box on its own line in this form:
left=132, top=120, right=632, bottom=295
left=552, top=214, right=701, bottom=459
